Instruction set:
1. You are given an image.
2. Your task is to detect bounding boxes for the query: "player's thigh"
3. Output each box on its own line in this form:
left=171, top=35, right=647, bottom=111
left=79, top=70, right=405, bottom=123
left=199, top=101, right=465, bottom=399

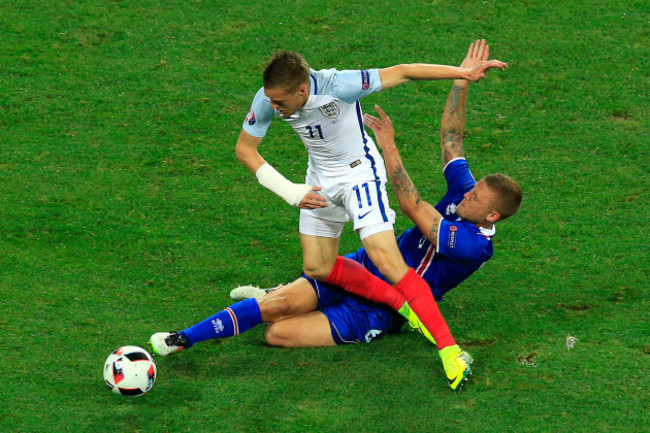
left=259, top=277, right=319, bottom=322
left=300, top=232, right=340, bottom=279
left=265, top=311, right=336, bottom=348
left=361, top=230, right=410, bottom=284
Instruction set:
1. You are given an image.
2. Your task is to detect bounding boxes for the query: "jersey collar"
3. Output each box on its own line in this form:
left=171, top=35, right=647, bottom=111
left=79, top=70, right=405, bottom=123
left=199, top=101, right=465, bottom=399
left=479, top=224, right=496, bottom=237
left=302, top=94, right=336, bottom=111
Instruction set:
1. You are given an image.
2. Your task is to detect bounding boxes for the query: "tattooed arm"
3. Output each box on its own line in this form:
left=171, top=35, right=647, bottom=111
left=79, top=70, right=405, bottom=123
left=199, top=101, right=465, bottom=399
left=440, top=82, right=468, bottom=166
left=441, top=39, right=498, bottom=166
left=364, top=105, right=443, bottom=246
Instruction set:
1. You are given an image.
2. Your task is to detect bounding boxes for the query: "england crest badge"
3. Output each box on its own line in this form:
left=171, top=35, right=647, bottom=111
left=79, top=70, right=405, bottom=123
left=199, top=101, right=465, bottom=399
left=319, top=102, right=340, bottom=119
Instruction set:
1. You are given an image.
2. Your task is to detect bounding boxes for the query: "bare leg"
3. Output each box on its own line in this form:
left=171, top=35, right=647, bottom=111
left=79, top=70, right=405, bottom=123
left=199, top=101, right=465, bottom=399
left=258, top=277, right=319, bottom=323
left=265, top=310, right=335, bottom=347
left=325, top=230, right=455, bottom=348
left=300, top=233, right=340, bottom=280
left=362, top=231, right=454, bottom=348
left=360, top=230, right=410, bottom=284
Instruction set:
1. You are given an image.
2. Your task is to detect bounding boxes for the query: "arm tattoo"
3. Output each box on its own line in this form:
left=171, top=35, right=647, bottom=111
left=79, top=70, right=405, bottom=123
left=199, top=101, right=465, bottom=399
left=388, top=148, right=443, bottom=247
left=441, top=127, right=460, bottom=165
left=448, top=84, right=464, bottom=114
left=428, top=220, right=439, bottom=240
left=440, top=83, right=467, bottom=165
left=391, top=161, right=421, bottom=205
left=449, top=84, right=462, bottom=108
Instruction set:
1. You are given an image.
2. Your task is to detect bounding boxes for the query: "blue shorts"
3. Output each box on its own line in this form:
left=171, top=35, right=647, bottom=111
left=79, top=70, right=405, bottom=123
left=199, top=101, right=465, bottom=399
left=303, top=276, right=404, bottom=345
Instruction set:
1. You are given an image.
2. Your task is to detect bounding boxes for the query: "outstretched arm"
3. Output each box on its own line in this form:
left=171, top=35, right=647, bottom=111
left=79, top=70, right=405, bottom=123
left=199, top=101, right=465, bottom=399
left=364, top=106, right=443, bottom=246
left=440, top=82, right=468, bottom=165
left=379, top=45, right=506, bottom=90
left=440, top=39, right=492, bottom=166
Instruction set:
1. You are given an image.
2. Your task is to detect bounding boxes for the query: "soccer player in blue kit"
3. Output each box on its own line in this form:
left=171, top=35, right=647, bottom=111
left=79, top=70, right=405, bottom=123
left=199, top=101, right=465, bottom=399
left=151, top=41, right=518, bottom=390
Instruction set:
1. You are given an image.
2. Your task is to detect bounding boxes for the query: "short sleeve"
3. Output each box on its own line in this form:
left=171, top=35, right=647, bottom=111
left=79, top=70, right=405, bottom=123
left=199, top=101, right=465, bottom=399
left=320, top=69, right=382, bottom=103
left=443, top=158, right=476, bottom=195
left=435, top=158, right=476, bottom=216
left=437, top=219, right=485, bottom=264
left=241, top=87, right=276, bottom=138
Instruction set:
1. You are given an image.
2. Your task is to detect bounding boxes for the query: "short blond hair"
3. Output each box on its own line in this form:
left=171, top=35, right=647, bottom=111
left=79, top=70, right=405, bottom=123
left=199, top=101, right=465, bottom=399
left=484, top=173, right=522, bottom=220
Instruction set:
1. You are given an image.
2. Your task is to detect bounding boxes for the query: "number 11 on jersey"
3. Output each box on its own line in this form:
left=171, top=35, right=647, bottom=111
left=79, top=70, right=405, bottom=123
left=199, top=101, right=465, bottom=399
left=305, top=125, right=324, bottom=139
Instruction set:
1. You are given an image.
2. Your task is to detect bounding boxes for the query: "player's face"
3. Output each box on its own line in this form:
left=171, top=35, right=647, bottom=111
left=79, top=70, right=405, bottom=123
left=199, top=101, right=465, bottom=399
left=265, top=85, right=309, bottom=117
left=456, top=180, right=500, bottom=226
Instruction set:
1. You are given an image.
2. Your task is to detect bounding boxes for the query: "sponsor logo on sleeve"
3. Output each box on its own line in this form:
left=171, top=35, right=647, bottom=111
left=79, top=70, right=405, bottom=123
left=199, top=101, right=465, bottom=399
left=245, top=109, right=256, bottom=125
left=361, top=70, right=370, bottom=89
left=446, top=203, right=457, bottom=216
left=448, top=225, right=457, bottom=249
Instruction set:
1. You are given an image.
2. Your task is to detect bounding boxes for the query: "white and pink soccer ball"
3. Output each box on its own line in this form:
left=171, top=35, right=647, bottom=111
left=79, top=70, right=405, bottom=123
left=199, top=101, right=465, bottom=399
left=103, top=346, right=156, bottom=396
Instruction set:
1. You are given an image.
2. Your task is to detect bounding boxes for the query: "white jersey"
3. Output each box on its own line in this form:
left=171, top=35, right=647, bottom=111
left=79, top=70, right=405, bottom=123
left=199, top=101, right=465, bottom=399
left=242, top=68, right=384, bottom=177
left=242, top=68, right=396, bottom=235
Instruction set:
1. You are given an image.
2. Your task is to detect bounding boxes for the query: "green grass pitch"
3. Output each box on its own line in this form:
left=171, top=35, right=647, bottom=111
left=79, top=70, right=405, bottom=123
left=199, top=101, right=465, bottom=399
left=1, top=0, right=648, bottom=431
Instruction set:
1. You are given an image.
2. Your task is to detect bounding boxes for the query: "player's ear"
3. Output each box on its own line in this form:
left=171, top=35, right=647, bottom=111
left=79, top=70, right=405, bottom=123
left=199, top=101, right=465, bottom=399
left=486, top=210, right=501, bottom=223
left=297, top=84, right=309, bottom=97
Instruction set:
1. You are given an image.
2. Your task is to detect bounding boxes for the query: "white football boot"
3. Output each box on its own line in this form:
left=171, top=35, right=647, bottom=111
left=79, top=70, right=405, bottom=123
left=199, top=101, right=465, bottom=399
left=149, top=332, right=188, bottom=357
left=229, top=285, right=273, bottom=301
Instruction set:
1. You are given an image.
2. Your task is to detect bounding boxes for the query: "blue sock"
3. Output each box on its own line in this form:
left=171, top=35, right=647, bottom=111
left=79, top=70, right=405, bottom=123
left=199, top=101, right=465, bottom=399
left=180, top=298, right=263, bottom=347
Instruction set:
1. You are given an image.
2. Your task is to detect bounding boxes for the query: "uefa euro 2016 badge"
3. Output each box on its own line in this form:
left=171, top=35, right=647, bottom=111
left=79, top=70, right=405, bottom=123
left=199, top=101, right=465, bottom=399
left=246, top=109, right=256, bottom=125
left=319, top=102, right=340, bottom=119
left=361, top=70, right=370, bottom=89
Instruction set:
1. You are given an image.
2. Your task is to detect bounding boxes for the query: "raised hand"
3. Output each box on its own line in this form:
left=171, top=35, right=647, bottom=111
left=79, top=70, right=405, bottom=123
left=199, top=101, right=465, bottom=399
left=462, top=39, right=507, bottom=82
left=363, top=105, right=395, bottom=152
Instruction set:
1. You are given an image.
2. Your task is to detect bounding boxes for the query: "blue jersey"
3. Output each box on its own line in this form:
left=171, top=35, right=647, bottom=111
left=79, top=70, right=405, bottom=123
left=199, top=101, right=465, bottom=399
left=347, top=158, right=494, bottom=301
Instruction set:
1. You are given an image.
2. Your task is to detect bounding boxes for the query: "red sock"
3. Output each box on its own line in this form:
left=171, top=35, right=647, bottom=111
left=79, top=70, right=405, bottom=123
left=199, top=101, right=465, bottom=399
left=394, top=268, right=456, bottom=349
left=324, top=256, right=405, bottom=311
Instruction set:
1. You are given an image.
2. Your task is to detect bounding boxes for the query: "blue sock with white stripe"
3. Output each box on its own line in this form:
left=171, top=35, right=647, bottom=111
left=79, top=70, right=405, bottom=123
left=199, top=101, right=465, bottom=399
left=179, top=298, right=262, bottom=347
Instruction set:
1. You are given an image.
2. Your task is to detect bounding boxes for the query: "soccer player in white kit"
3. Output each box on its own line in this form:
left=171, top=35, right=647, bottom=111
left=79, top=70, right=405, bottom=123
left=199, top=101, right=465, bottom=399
left=235, top=46, right=507, bottom=389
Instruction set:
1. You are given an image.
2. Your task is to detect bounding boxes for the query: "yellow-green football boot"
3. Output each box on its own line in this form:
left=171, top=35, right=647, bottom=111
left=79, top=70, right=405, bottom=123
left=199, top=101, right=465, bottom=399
left=439, top=344, right=473, bottom=390
left=397, top=302, right=437, bottom=346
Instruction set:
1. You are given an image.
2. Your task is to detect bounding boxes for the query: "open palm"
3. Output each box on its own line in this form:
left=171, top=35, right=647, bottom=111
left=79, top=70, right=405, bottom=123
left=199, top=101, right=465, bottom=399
left=461, top=39, right=507, bottom=82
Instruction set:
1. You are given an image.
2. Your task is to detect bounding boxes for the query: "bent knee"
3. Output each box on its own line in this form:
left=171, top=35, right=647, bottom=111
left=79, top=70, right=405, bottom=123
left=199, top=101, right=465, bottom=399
left=259, top=296, right=293, bottom=322
left=302, top=264, right=332, bottom=281
left=265, top=324, right=290, bottom=347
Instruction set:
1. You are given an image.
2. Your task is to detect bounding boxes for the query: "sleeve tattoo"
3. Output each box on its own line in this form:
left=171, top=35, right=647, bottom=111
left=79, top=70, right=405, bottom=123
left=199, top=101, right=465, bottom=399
left=391, top=163, right=421, bottom=205
left=440, top=84, right=467, bottom=165
left=390, top=160, right=441, bottom=239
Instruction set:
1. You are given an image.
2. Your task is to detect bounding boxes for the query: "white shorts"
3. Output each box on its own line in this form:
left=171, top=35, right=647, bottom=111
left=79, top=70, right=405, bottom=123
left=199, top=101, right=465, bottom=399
left=300, top=212, right=394, bottom=241
left=299, top=168, right=396, bottom=240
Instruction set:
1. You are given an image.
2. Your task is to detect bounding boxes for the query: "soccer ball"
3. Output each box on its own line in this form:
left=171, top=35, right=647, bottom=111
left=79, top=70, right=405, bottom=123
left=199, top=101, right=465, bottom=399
left=103, top=346, right=157, bottom=396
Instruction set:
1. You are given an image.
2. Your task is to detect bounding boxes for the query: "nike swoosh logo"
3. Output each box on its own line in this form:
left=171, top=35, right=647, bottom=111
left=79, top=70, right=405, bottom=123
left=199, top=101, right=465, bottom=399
left=448, top=376, right=458, bottom=385
left=358, top=210, right=373, bottom=220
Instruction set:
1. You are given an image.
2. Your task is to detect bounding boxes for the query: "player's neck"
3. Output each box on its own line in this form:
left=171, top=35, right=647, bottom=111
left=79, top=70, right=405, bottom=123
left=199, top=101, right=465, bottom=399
left=467, top=219, right=494, bottom=230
